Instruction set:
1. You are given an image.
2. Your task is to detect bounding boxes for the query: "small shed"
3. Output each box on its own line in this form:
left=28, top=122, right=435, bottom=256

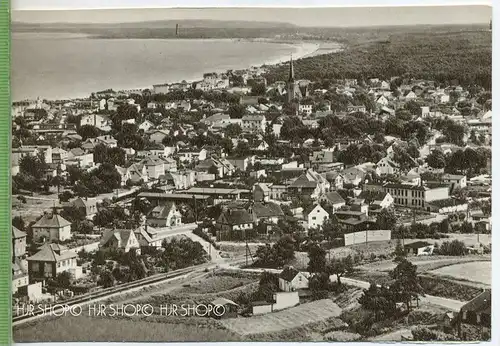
left=404, top=241, right=434, bottom=256
left=210, top=297, right=239, bottom=319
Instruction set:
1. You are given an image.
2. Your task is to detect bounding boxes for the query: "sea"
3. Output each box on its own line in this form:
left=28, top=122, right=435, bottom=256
left=12, top=32, right=325, bottom=101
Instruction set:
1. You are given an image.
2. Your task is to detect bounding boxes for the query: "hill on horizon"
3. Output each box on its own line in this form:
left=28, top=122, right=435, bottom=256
left=12, top=19, right=299, bottom=30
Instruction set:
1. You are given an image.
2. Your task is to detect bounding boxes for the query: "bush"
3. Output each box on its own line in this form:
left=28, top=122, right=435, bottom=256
left=193, top=227, right=219, bottom=250
left=412, top=327, right=459, bottom=341
left=434, top=240, right=467, bottom=256
left=59, top=191, right=74, bottom=203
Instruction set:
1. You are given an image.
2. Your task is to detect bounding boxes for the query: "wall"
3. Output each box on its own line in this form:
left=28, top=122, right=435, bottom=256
left=436, top=203, right=468, bottom=214
left=196, top=173, right=216, bottom=182
left=252, top=304, right=273, bottom=315
left=344, top=230, right=391, bottom=246
left=70, top=241, right=100, bottom=253
left=27, top=282, right=43, bottom=302
left=273, top=291, right=300, bottom=311
left=425, top=187, right=450, bottom=202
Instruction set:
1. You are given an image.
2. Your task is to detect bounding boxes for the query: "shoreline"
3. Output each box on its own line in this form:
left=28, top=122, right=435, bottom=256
left=13, top=38, right=342, bottom=102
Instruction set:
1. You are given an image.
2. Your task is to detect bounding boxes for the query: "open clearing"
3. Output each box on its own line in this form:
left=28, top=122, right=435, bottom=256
left=358, top=255, right=490, bottom=273
left=169, top=270, right=260, bottom=295
left=429, top=261, right=491, bottom=285
left=14, top=315, right=241, bottom=342
left=220, top=299, right=342, bottom=335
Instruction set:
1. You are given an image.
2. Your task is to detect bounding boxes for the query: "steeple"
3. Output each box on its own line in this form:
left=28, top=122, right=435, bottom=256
left=288, top=54, right=295, bottom=82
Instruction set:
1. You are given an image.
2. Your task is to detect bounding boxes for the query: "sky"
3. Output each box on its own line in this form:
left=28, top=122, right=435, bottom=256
left=11, top=4, right=492, bottom=27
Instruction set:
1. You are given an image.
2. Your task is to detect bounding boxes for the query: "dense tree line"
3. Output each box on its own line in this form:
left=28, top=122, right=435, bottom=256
left=264, top=31, right=491, bottom=90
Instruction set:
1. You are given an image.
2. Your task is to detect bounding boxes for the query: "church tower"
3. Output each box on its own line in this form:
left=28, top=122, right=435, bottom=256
left=287, top=55, right=296, bottom=104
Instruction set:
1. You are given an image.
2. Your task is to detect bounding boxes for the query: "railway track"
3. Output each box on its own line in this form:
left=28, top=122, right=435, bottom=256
left=12, top=265, right=201, bottom=325
left=13, top=255, right=251, bottom=326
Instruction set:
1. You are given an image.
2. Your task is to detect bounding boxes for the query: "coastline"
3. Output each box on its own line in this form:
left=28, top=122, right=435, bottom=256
left=13, top=38, right=341, bottom=102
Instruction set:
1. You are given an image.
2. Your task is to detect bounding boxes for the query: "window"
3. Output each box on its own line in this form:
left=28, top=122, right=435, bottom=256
left=312, top=217, right=316, bottom=220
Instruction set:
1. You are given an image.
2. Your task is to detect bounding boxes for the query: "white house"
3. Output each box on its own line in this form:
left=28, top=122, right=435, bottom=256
left=307, top=204, right=329, bottom=229
left=100, top=229, right=141, bottom=254
left=377, top=157, right=400, bottom=175
left=299, top=103, right=313, bottom=115
left=80, top=113, right=111, bottom=132
left=376, top=95, right=389, bottom=106
left=139, top=120, right=155, bottom=132
left=31, top=213, right=72, bottom=243
left=278, top=267, right=309, bottom=292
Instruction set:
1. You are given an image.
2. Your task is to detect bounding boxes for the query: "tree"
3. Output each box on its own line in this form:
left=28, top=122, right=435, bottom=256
left=223, top=123, right=242, bottom=138
left=309, top=272, right=331, bottom=298
left=327, top=255, right=354, bottom=285
left=251, top=83, right=266, bottom=96
left=359, top=283, right=397, bottom=321
left=12, top=216, right=25, bottom=232
left=376, top=208, right=397, bottom=230
left=98, top=270, right=115, bottom=288
left=93, top=250, right=106, bottom=266
left=393, top=238, right=406, bottom=262
left=274, top=235, right=296, bottom=266
left=228, top=104, right=247, bottom=119
left=92, top=163, right=122, bottom=190
left=54, top=271, right=72, bottom=288
left=436, top=240, right=467, bottom=256
left=389, top=258, right=424, bottom=311
left=426, top=149, right=446, bottom=169
left=234, top=141, right=251, bottom=157
left=256, top=272, right=279, bottom=301
left=77, top=125, right=101, bottom=140
left=19, top=153, right=47, bottom=180
left=322, top=217, right=343, bottom=240
left=307, top=243, right=326, bottom=274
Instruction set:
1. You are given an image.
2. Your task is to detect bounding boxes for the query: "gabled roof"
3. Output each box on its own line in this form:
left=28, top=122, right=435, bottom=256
left=358, top=191, right=389, bottom=203
left=141, top=156, right=164, bottom=166
left=32, top=213, right=71, bottom=229
left=279, top=266, right=300, bottom=282
left=255, top=183, right=271, bottom=193
left=404, top=241, right=433, bottom=249
left=100, top=229, right=135, bottom=248
left=27, top=243, right=76, bottom=262
left=148, top=202, right=176, bottom=218
left=211, top=297, right=239, bottom=307
left=252, top=202, right=284, bottom=218
left=69, top=147, right=86, bottom=157
left=321, top=191, right=346, bottom=205
left=218, top=208, right=253, bottom=225
left=460, top=289, right=491, bottom=315
left=72, top=197, right=97, bottom=209
left=12, top=226, right=26, bottom=239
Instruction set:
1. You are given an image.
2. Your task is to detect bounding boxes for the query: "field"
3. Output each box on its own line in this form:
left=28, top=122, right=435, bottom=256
left=12, top=192, right=60, bottom=222
left=14, top=315, right=241, bottom=342
left=429, top=261, right=491, bottom=285
left=169, top=270, right=260, bottom=295
left=220, top=299, right=342, bottom=336
left=358, top=255, right=491, bottom=273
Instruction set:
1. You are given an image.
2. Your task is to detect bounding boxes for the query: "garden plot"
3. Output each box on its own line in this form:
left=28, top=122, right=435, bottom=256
left=221, top=299, right=342, bottom=335
left=429, top=261, right=491, bottom=285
